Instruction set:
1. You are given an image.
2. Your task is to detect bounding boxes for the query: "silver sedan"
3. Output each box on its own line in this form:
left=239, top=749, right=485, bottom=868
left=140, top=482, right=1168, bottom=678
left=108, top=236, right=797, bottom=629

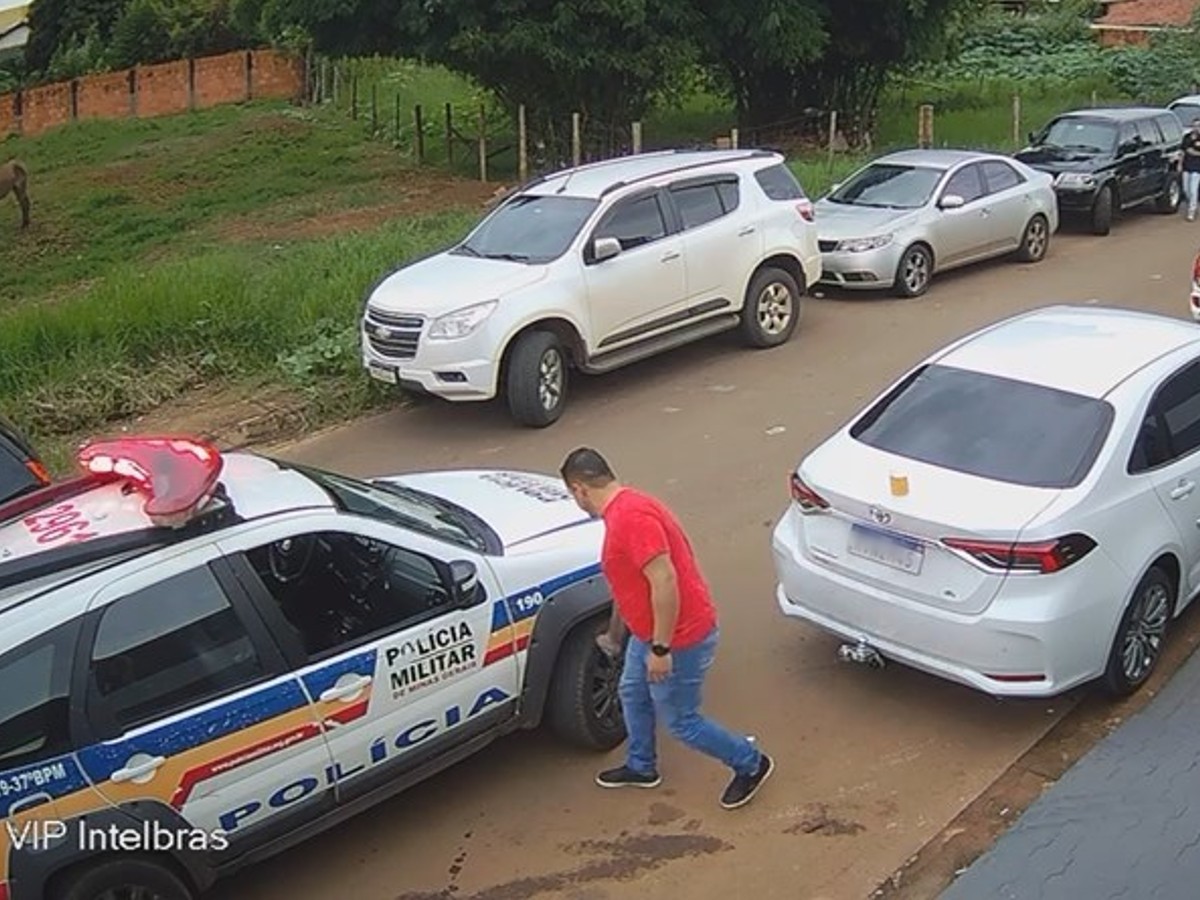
left=815, top=149, right=1059, bottom=298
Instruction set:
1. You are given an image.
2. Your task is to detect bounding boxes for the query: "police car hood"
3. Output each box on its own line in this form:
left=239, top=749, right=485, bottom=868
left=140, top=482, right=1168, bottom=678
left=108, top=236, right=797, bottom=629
left=376, top=469, right=596, bottom=550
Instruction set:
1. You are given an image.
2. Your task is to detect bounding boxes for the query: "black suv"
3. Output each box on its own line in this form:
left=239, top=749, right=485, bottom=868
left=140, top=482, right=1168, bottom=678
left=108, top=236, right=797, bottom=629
left=1015, top=107, right=1183, bottom=235
left=0, top=414, right=49, bottom=505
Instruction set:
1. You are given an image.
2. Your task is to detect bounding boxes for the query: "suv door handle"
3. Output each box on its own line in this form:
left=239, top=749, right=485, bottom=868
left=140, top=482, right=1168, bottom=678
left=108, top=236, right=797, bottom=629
left=660, top=250, right=680, bottom=262
left=319, top=675, right=372, bottom=702
left=111, top=756, right=166, bottom=783
left=1170, top=479, right=1195, bottom=500
left=738, top=226, right=756, bottom=236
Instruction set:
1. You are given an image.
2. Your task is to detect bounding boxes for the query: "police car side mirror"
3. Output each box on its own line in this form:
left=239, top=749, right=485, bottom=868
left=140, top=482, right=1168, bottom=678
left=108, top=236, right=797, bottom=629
left=449, top=559, right=483, bottom=608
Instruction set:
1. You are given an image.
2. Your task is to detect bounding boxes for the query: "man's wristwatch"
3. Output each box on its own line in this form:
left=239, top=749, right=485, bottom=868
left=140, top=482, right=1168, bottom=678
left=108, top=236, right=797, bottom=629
left=651, top=643, right=671, bottom=657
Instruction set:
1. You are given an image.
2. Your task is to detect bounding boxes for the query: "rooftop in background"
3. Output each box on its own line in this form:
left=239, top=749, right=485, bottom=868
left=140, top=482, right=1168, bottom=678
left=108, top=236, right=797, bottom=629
left=1094, top=0, right=1200, bottom=28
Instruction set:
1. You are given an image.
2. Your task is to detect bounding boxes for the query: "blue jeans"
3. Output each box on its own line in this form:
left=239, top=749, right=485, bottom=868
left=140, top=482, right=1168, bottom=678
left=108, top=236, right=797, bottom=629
left=1185, top=171, right=1200, bottom=214
left=619, top=627, right=761, bottom=777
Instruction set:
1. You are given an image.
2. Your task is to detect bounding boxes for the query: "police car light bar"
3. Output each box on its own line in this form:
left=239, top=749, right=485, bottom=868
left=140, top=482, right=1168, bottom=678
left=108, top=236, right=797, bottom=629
left=76, top=436, right=224, bottom=528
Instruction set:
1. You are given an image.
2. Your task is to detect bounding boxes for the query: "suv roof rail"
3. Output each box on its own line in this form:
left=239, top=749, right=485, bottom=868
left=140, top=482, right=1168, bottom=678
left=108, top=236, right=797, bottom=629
left=598, top=149, right=776, bottom=198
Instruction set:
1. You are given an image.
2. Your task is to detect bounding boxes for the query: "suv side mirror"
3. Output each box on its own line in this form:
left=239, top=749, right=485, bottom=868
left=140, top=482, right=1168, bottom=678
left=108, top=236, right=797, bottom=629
left=939, top=193, right=965, bottom=210
left=449, top=559, right=483, bottom=607
left=1028, top=130, right=1036, bottom=145
left=592, top=236, right=622, bottom=262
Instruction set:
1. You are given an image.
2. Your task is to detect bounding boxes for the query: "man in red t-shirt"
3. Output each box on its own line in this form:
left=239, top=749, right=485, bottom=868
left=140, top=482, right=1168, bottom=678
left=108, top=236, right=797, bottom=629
left=560, top=447, right=773, bottom=809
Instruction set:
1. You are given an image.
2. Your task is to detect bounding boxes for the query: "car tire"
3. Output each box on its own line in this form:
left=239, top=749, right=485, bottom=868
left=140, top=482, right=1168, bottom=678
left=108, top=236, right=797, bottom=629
left=739, top=266, right=802, bottom=348
left=504, top=330, right=568, bottom=428
left=545, top=619, right=626, bottom=751
left=893, top=244, right=933, bottom=298
left=1091, top=185, right=1114, bottom=235
left=1101, top=566, right=1173, bottom=697
left=1015, top=214, right=1050, bottom=263
left=1156, top=173, right=1182, bottom=214
left=51, top=856, right=194, bottom=900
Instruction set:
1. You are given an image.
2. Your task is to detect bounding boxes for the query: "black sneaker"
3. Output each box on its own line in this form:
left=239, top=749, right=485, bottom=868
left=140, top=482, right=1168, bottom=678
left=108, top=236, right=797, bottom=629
left=720, top=752, right=774, bottom=809
left=595, top=765, right=661, bottom=789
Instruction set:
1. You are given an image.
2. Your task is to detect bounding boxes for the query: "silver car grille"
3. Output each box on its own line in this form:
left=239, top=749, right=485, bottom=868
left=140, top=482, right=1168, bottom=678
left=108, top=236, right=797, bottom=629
left=364, top=307, right=424, bottom=360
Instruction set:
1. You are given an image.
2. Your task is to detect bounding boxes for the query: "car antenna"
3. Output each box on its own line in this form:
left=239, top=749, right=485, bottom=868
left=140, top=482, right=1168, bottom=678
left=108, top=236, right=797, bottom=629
left=556, top=164, right=577, bottom=194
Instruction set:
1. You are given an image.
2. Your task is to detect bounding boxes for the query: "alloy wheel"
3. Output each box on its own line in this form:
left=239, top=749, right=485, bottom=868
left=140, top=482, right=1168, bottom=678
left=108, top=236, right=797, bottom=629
left=755, top=282, right=794, bottom=335
left=1121, top=581, right=1170, bottom=684
left=537, top=348, right=564, bottom=412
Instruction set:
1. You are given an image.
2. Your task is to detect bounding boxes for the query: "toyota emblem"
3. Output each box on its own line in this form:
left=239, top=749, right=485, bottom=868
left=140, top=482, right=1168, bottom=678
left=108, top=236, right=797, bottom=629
left=869, top=506, right=891, bottom=525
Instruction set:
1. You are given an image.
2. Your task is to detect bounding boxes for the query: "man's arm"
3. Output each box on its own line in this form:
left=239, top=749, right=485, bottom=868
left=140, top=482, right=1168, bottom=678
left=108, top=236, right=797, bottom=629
left=643, top=553, right=680, bottom=647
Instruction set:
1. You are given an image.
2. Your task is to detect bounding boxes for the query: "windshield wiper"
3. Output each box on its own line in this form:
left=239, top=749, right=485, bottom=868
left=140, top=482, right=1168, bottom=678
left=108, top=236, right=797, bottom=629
left=454, top=243, right=482, bottom=257
left=482, top=252, right=531, bottom=262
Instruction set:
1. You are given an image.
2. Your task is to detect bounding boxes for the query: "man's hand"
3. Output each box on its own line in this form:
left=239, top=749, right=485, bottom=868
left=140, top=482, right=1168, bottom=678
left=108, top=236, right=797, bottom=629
left=647, top=652, right=672, bottom=682
left=596, top=631, right=622, bottom=658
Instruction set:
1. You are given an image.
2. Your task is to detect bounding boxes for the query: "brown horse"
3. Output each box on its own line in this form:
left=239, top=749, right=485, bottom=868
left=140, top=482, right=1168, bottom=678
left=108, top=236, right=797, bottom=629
left=0, top=160, right=30, bottom=228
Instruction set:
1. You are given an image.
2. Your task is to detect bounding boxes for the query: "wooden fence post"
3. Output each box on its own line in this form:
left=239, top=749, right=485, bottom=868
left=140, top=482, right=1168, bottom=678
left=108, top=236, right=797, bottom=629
left=1012, top=93, right=1021, bottom=148
left=572, top=112, right=581, bottom=167
left=394, top=94, right=400, bottom=143
left=730, top=127, right=739, bottom=149
left=918, top=104, right=934, bottom=149
left=332, top=64, right=340, bottom=106
left=518, top=104, right=528, bottom=182
left=414, top=104, right=424, bottom=162
left=445, top=102, right=454, bottom=166
left=631, top=121, right=642, bottom=154
left=350, top=75, right=358, bottom=119
left=478, top=103, right=488, bottom=182
left=828, top=110, right=838, bottom=170
left=370, top=83, right=377, bottom=132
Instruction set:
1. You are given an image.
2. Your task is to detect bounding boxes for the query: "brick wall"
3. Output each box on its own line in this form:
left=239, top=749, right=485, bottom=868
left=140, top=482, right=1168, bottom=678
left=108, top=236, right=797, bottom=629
left=77, top=70, right=133, bottom=121
left=0, top=49, right=304, bottom=138
left=194, top=51, right=248, bottom=110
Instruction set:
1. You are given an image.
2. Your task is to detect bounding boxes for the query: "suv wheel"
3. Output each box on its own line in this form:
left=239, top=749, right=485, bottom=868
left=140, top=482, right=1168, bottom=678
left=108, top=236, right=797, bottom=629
left=740, top=266, right=802, bottom=348
left=505, top=330, right=568, bottom=428
left=545, top=620, right=626, bottom=751
left=1015, top=214, right=1050, bottom=263
left=1156, top=174, right=1182, bottom=214
left=1102, top=566, right=1172, bottom=697
left=1091, top=185, right=1114, bottom=235
left=52, top=857, right=194, bottom=900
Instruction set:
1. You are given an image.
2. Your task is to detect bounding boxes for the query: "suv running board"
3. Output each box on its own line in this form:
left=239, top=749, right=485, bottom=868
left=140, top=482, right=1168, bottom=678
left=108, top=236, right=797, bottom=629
left=580, top=314, right=740, bottom=375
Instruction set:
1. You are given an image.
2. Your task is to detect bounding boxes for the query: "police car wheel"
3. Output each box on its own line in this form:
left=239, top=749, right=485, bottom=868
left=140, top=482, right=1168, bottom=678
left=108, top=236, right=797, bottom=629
left=546, top=620, right=627, bottom=751
left=51, top=856, right=194, bottom=900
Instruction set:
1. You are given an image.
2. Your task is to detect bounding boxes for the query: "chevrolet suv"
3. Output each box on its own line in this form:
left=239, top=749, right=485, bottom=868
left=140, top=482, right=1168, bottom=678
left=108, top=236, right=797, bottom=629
left=1015, top=107, right=1183, bottom=235
left=0, top=436, right=624, bottom=900
left=361, top=149, right=822, bottom=427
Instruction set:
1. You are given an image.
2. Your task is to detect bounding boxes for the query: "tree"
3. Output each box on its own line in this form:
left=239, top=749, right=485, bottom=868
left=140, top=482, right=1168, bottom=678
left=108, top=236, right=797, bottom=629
left=25, top=0, right=125, bottom=75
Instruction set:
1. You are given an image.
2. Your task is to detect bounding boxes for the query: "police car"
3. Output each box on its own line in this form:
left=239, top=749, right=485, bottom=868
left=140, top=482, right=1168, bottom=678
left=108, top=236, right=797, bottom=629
left=0, top=436, right=623, bottom=900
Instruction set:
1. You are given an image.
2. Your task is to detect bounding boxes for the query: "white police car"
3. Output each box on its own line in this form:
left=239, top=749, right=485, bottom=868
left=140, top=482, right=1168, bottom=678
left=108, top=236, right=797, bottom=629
left=0, top=437, right=622, bottom=900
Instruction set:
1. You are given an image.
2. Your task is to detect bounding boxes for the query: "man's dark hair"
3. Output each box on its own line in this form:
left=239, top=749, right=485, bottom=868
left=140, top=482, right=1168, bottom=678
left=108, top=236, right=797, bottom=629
left=560, top=447, right=616, bottom=486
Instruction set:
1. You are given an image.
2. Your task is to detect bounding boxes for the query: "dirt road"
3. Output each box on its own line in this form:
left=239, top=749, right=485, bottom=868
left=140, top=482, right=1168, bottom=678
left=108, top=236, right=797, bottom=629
left=230, top=208, right=1198, bottom=900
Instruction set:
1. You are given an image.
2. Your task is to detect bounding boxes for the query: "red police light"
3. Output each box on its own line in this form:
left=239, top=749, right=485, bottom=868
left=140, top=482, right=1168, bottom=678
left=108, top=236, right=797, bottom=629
left=76, top=437, right=223, bottom=527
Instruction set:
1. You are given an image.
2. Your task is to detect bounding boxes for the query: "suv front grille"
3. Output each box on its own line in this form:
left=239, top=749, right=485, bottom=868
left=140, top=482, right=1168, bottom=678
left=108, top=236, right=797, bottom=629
left=364, top=308, right=424, bottom=359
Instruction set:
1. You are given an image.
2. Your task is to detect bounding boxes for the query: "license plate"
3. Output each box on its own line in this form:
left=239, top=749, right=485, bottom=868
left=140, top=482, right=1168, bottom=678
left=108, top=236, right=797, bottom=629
left=367, top=363, right=398, bottom=384
left=847, top=523, right=924, bottom=575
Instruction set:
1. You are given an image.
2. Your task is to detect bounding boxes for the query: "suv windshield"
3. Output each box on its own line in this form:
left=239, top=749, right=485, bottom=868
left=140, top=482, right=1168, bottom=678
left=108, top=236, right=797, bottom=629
left=849, top=364, right=1114, bottom=488
left=827, top=164, right=942, bottom=209
left=1036, top=117, right=1118, bottom=153
left=454, top=194, right=599, bottom=263
left=289, top=463, right=491, bottom=552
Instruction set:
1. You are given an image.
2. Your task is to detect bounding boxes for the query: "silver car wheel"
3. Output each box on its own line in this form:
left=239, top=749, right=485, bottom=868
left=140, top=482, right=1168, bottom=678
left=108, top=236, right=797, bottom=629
left=1121, top=581, right=1170, bottom=684
left=756, top=282, right=794, bottom=335
left=1025, top=217, right=1048, bottom=260
left=537, top=348, right=564, bottom=412
left=903, top=249, right=930, bottom=294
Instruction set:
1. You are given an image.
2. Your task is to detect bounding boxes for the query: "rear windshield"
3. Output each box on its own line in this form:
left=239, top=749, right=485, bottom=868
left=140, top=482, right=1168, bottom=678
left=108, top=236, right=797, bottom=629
left=849, top=365, right=1114, bottom=489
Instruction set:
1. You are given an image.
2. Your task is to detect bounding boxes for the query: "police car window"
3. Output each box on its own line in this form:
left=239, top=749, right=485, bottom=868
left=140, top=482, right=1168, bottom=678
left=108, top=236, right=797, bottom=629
left=0, top=619, right=81, bottom=771
left=246, top=532, right=454, bottom=660
left=90, top=567, right=266, bottom=732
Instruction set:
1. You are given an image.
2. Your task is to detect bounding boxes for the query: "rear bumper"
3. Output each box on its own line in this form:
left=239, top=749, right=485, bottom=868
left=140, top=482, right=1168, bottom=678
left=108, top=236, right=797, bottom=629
left=769, top=509, right=1123, bottom=697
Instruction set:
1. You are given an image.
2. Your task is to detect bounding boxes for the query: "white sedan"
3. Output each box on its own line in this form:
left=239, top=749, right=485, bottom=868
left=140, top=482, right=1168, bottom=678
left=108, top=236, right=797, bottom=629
left=772, top=304, right=1200, bottom=698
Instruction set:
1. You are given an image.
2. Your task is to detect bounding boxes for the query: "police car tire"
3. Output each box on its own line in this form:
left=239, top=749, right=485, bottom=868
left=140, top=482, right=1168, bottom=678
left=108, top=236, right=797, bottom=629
left=545, top=621, right=626, bottom=751
left=52, top=856, right=194, bottom=900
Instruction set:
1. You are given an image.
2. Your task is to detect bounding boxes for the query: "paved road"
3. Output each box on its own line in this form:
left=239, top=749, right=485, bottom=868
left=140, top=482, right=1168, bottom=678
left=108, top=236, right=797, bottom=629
left=230, top=207, right=1200, bottom=900
left=938, top=631, right=1200, bottom=900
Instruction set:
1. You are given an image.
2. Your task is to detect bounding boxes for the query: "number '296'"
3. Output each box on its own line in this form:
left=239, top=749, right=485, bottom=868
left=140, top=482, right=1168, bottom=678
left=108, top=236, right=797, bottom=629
left=23, top=503, right=100, bottom=545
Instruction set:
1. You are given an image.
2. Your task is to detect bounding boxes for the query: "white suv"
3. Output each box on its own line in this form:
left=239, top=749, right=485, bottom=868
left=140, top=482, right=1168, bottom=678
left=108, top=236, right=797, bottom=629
left=362, top=149, right=823, bottom=426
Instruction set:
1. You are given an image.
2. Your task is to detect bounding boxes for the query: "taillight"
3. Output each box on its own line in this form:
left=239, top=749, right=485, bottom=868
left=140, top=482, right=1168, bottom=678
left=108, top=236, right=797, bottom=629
left=941, top=533, right=1096, bottom=574
left=789, top=473, right=828, bottom=512
left=796, top=199, right=815, bottom=222
left=25, top=457, right=51, bottom=485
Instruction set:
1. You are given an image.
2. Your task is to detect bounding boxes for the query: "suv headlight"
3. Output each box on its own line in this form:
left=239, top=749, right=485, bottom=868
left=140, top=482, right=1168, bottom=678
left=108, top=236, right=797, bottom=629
left=428, top=300, right=499, bottom=340
left=835, top=234, right=893, bottom=253
left=1054, top=172, right=1096, bottom=188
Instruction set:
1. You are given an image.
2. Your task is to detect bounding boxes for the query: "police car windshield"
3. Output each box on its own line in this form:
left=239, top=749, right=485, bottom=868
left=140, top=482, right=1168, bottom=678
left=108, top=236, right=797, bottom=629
left=291, top=465, right=489, bottom=552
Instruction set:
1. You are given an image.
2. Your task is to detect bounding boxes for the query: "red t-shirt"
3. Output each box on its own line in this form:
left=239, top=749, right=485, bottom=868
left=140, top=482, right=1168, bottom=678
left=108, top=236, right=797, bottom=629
left=600, top=487, right=717, bottom=648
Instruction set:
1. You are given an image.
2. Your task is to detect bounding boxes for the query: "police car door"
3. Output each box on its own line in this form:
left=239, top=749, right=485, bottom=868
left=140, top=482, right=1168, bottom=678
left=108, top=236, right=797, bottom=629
left=72, top=548, right=337, bottom=857
left=216, top=512, right=520, bottom=811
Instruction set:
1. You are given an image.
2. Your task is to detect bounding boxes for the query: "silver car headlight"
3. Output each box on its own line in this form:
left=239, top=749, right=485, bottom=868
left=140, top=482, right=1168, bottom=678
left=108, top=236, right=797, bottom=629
left=427, top=300, right=499, bottom=340
left=1054, top=172, right=1095, bottom=188
left=834, top=234, right=894, bottom=253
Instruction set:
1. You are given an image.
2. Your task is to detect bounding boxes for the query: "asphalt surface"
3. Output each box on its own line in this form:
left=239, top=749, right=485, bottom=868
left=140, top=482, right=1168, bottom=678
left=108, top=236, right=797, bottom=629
left=229, top=205, right=1200, bottom=900
left=939, top=635, right=1200, bottom=900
